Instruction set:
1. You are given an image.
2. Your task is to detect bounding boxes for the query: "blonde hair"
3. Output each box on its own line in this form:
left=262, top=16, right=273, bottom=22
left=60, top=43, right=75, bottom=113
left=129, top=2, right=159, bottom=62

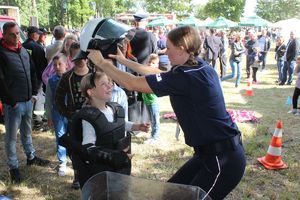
left=167, top=26, right=201, bottom=66
left=148, top=53, right=159, bottom=63
left=81, top=71, right=107, bottom=101
left=52, top=53, right=67, bottom=63
left=61, top=35, right=78, bottom=55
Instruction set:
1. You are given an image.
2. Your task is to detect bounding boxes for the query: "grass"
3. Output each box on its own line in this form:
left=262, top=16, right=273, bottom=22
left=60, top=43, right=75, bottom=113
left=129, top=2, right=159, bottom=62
left=0, top=48, right=300, bottom=199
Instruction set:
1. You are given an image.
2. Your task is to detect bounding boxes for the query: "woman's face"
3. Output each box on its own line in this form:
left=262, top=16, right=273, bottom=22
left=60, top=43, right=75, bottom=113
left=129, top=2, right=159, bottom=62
left=92, top=75, right=113, bottom=101
left=166, top=39, right=187, bottom=66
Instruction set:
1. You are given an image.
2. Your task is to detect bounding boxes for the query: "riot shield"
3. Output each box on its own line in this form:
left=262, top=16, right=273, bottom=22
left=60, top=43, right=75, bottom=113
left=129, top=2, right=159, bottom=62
left=81, top=171, right=211, bottom=200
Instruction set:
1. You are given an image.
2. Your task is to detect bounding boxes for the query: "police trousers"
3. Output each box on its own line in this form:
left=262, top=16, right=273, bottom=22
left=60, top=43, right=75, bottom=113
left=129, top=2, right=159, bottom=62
left=168, top=142, right=246, bottom=200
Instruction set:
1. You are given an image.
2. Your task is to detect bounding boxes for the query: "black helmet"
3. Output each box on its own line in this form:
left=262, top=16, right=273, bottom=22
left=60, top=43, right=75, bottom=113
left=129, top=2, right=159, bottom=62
left=80, top=18, right=134, bottom=58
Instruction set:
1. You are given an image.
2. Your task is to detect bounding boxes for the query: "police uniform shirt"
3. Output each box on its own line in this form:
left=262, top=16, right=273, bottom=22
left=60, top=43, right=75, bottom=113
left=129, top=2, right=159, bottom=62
left=130, top=28, right=157, bottom=64
left=145, top=59, right=238, bottom=147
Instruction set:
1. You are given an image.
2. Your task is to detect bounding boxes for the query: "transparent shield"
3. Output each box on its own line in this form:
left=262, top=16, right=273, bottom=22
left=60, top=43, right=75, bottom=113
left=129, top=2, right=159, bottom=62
left=81, top=171, right=211, bottom=200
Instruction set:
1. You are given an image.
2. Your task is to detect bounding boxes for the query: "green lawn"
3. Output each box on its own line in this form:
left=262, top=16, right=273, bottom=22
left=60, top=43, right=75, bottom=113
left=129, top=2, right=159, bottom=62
left=0, top=49, right=299, bottom=199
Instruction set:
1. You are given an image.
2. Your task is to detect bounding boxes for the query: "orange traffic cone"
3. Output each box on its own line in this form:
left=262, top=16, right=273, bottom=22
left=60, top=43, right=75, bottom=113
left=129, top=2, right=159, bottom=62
left=257, top=120, right=288, bottom=170
left=245, top=80, right=253, bottom=96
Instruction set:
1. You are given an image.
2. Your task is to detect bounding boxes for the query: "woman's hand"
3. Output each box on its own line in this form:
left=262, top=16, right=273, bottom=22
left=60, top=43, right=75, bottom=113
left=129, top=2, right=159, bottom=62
left=87, top=49, right=106, bottom=67
left=108, top=47, right=126, bottom=63
left=139, top=123, right=150, bottom=132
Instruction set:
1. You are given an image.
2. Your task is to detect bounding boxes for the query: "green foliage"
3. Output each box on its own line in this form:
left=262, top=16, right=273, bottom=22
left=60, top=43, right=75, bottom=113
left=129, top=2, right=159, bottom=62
left=68, top=0, right=94, bottom=28
left=36, top=0, right=51, bottom=27
left=204, top=0, right=245, bottom=22
left=48, top=0, right=63, bottom=28
left=95, top=0, right=136, bottom=18
left=256, top=0, right=300, bottom=22
left=145, top=0, right=192, bottom=17
left=194, top=4, right=207, bottom=20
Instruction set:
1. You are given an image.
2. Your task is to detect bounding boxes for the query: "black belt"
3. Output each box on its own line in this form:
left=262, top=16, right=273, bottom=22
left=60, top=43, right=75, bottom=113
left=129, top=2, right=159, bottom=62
left=194, top=134, right=242, bottom=155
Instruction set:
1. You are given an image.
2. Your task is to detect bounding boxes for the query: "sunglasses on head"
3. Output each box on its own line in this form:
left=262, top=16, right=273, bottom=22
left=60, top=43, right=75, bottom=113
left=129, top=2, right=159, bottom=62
left=90, top=71, right=96, bottom=88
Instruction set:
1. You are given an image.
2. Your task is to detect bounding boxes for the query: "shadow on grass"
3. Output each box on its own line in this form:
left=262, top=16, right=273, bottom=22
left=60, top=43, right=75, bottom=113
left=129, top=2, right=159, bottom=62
left=0, top=130, right=80, bottom=200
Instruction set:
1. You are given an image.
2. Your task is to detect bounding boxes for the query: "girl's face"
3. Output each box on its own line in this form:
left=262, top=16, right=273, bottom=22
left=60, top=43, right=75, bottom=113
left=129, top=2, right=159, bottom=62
left=91, top=75, right=113, bottom=102
left=148, top=59, right=159, bottom=68
left=166, top=39, right=188, bottom=66
left=53, top=58, right=67, bottom=76
left=65, top=39, right=76, bottom=53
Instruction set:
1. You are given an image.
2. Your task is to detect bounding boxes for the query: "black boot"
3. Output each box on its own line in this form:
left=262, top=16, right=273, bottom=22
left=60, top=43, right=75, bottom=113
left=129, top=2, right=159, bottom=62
left=10, top=168, right=22, bottom=183
left=71, top=170, right=80, bottom=190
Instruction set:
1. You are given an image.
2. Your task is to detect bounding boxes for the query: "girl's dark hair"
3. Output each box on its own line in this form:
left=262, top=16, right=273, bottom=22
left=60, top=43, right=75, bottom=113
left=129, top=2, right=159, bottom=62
left=167, top=26, right=202, bottom=66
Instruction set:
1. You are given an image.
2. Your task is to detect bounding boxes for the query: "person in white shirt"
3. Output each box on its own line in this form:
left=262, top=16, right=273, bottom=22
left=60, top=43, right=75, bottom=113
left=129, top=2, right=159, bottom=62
left=64, top=71, right=149, bottom=188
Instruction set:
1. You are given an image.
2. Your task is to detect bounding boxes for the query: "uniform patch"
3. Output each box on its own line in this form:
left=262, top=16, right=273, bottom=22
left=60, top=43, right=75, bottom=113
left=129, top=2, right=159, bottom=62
left=156, top=74, right=162, bottom=82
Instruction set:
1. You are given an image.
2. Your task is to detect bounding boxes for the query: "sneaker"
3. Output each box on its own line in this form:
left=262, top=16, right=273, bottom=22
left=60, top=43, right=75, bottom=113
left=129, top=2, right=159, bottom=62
left=287, top=109, right=297, bottom=114
left=27, top=156, right=50, bottom=166
left=294, top=110, right=300, bottom=116
left=71, top=180, right=80, bottom=190
left=58, top=164, right=66, bottom=177
left=252, top=81, right=257, bottom=85
left=9, top=168, right=22, bottom=183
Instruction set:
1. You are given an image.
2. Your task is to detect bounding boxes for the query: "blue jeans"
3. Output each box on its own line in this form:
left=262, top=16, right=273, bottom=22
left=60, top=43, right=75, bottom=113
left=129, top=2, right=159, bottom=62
left=277, top=58, right=284, bottom=82
left=260, top=52, right=268, bottom=69
left=221, top=60, right=241, bottom=87
left=52, top=110, right=68, bottom=165
left=282, top=60, right=296, bottom=84
left=4, top=100, right=35, bottom=169
left=146, top=103, right=160, bottom=139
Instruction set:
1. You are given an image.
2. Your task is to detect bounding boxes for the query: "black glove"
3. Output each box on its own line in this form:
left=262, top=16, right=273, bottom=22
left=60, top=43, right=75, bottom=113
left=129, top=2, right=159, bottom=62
left=58, top=133, right=72, bottom=149
left=59, top=134, right=90, bottom=161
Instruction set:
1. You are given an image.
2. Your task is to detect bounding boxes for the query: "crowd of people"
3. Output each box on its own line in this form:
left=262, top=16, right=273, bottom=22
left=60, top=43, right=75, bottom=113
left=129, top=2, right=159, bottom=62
left=0, top=12, right=299, bottom=199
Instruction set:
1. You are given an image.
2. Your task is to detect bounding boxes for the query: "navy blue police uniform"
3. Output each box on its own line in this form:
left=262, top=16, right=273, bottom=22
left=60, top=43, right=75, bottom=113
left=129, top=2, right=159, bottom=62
left=145, top=58, right=246, bottom=200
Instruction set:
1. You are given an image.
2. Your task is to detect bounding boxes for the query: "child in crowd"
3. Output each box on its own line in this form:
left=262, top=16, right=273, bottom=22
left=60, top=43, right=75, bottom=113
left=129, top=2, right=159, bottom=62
left=42, top=37, right=79, bottom=85
left=44, top=53, right=68, bottom=176
left=250, top=46, right=262, bottom=84
left=55, top=50, right=91, bottom=189
left=66, top=72, right=149, bottom=188
left=142, top=54, right=161, bottom=144
left=289, top=56, right=300, bottom=115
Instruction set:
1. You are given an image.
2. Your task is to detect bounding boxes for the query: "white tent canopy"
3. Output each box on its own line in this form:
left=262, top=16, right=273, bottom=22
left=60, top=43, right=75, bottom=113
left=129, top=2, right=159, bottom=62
left=273, top=18, right=300, bottom=28
left=273, top=18, right=300, bottom=42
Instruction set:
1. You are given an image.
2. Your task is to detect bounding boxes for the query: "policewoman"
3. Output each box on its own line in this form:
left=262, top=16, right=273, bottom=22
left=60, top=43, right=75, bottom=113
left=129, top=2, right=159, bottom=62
left=87, top=25, right=246, bottom=200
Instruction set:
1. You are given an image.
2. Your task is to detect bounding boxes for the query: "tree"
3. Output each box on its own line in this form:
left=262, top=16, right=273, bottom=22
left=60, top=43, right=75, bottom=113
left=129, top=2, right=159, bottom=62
left=204, top=0, right=245, bottom=22
left=194, top=4, right=208, bottom=20
left=68, top=0, right=94, bottom=28
left=145, top=0, right=193, bottom=17
left=256, top=0, right=300, bottom=22
left=95, top=0, right=136, bottom=18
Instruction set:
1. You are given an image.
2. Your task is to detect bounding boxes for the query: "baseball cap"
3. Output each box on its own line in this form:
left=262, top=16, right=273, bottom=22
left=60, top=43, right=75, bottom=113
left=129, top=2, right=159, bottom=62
left=133, top=13, right=148, bottom=22
left=39, top=27, right=50, bottom=34
left=72, top=50, right=88, bottom=62
left=27, top=26, right=42, bottom=35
